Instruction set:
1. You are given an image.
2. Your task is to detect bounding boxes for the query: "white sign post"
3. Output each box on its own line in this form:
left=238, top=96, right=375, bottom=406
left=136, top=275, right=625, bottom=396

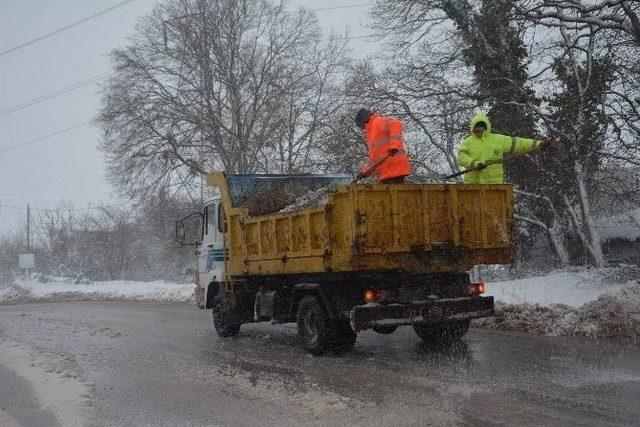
left=19, top=254, right=35, bottom=281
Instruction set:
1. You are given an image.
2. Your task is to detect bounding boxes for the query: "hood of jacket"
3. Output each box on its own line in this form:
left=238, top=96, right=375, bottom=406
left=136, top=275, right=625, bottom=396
left=469, top=113, right=492, bottom=136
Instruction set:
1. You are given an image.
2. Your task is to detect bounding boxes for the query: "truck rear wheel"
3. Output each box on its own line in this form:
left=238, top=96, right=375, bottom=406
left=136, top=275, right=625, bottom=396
left=297, top=295, right=329, bottom=355
left=329, top=320, right=357, bottom=354
left=296, top=295, right=356, bottom=355
left=212, top=293, right=241, bottom=338
left=413, top=321, right=469, bottom=345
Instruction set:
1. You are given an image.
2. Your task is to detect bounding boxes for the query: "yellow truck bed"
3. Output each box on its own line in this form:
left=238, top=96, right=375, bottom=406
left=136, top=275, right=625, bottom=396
left=208, top=173, right=514, bottom=277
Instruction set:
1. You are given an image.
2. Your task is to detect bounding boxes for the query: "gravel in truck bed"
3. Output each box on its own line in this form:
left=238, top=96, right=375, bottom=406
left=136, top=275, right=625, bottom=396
left=278, top=186, right=336, bottom=213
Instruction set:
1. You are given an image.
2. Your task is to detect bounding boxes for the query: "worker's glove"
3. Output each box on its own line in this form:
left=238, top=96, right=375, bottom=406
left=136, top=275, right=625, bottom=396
left=539, top=139, right=552, bottom=151
left=389, top=148, right=399, bottom=156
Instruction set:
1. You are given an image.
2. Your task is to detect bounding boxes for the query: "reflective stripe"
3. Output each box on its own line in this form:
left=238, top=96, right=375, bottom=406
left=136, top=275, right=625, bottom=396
left=508, top=136, right=516, bottom=154
left=370, top=135, right=402, bottom=149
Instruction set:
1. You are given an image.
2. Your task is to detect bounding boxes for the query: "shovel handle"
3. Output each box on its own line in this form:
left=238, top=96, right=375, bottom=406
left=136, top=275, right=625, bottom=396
left=352, top=152, right=392, bottom=183
left=442, top=158, right=503, bottom=179
left=442, top=145, right=544, bottom=180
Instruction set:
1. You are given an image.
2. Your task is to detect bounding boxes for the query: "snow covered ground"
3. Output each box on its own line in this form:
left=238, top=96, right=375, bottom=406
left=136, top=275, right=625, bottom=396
left=484, top=268, right=631, bottom=308
left=0, top=278, right=195, bottom=305
left=478, top=267, right=640, bottom=339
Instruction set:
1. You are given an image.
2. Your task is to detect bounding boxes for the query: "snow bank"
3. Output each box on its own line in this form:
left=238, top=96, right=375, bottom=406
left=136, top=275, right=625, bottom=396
left=475, top=280, right=640, bottom=340
left=484, top=268, right=631, bottom=308
left=0, top=279, right=195, bottom=305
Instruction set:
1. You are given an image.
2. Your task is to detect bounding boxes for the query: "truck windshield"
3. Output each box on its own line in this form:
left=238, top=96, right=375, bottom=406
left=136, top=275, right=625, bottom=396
left=226, top=174, right=351, bottom=216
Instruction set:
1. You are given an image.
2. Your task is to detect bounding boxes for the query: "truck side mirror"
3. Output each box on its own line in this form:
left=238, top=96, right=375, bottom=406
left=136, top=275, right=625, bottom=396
left=175, top=212, right=203, bottom=246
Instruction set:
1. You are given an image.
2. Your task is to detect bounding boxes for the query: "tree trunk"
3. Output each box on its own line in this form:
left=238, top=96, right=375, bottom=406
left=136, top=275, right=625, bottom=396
left=514, top=214, right=571, bottom=267
left=548, top=219, right=570, bottom=267
left=574, top=161, right=606, bottom=267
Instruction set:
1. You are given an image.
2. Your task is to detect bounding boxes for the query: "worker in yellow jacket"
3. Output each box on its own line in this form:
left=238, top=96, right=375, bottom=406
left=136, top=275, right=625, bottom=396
left=457, top=113, right=551, bottom=184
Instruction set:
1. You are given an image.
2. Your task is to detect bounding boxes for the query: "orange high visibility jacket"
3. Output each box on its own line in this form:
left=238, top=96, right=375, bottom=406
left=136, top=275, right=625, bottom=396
left=361, top=113, right=411, bottom=180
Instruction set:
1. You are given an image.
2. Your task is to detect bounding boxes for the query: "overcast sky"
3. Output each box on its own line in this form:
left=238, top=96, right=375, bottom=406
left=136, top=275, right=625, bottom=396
left=0, top=0, right=376, bottom=234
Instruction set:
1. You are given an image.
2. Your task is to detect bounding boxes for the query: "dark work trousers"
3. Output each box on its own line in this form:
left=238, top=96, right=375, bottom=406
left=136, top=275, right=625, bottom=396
left=379, top=176, right=406, bottom=184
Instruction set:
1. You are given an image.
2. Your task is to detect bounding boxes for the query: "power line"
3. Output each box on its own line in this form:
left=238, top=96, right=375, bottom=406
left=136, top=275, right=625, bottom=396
left=322, top=34, right=376, bottom=42
left=310, top=3, right=372, bottom=12
left=0, top=120, right=92, bottom=153
left=0, top=31, right=376, bottom=116
left=0, top=3, right=373, bottom=115
left=0, top=72, right=112, bottom=117
left=0, top=0, right=140, bottom=57
left=0, top=0, right=369, bottom=58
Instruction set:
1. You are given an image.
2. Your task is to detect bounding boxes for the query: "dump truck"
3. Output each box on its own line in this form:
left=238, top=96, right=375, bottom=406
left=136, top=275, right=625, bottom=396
left=176, top=172, right=515, bottom=355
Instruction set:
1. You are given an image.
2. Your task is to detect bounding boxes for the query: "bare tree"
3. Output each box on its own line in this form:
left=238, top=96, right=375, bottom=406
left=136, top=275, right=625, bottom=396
left=515, top=190, right=571, bottom=266
left=510, top=4, right=640, bottom=266
left=74, top=206, right=140, bottom=280
left=34, top=202, right=78, bottom=276
left=516, top=1, right=640, bottom=47
left=98, top=0, right=349, bottom=202
left=516, top=1, right=640, bottom=167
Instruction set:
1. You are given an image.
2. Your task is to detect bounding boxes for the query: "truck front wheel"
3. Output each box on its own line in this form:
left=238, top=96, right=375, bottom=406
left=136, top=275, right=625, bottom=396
left=296, top=295, right=356, bottom=355
left=212, top=293, right=241, bottom=338
left=413, top=321, right=469, bottom=345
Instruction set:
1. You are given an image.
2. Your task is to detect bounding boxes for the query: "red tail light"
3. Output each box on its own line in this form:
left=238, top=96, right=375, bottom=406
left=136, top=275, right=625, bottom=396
left=364, top=288, right=381, bottom=302
left=467, top=282, right=485, bottom=295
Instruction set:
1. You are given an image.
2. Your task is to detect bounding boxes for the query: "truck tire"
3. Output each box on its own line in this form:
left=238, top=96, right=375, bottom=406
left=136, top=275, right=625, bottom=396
left=297, top=295, right=330, bottom=355
left=329, top=320, right=357, bottom=354
left=413, top=321, right=469, bottom=345
left=371, top=325, right=398, bottom=334
left=212, top=293, right=241, bottom=338
left=297, top=296, right=356, bottom=356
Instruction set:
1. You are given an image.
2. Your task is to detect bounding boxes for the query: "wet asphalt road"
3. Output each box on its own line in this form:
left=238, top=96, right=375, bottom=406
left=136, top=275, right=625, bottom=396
left=1, top=302, right=639, bottom=426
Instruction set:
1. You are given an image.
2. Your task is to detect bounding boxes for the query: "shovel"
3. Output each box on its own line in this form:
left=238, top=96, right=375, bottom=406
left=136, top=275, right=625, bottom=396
left=352, top=152, right=392, bottom=184
left=441, top=158, right=504, bottom=180
left=441, top=146, right=544, bottom=180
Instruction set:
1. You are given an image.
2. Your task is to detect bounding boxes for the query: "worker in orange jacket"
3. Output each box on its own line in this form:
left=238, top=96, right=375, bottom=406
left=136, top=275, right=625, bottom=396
left=354, top=108, right=412, bottom=183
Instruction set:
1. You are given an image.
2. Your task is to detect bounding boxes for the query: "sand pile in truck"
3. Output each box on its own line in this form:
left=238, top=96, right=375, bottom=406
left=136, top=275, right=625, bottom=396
left=277, top=175, right=414, bottom=213
left=266, top=175, right=434, bottom=214
left=239, top=186, right=298, bottom=216
left=279, top=186, right=338, bottom=213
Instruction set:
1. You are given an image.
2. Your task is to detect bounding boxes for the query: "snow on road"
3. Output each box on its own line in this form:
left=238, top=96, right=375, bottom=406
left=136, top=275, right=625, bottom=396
left=0, top=340, right=94, bottom=426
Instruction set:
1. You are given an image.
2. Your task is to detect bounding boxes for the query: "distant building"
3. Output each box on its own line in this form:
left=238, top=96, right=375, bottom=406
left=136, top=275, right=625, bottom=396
left=595, top=208, right=640, bottom=265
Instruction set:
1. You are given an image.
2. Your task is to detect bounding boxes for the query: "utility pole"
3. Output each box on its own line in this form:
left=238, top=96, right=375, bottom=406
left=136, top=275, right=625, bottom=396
left=26, top=203, right=31, bottom=251
left=25, top=203, right=31, bottom=281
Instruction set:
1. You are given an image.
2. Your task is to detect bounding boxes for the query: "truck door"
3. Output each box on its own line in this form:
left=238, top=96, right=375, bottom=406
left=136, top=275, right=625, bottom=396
left=197, top=203, right=219, bottom=288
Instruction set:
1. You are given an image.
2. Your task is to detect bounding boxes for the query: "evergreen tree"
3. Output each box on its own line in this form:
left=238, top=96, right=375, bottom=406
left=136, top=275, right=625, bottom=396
left=443, top=0, right=537, bottom=136
left=548, top=57, right=614, bottom=191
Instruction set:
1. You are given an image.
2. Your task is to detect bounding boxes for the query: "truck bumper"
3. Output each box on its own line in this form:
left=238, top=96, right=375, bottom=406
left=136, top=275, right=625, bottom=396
left=350, top=296, right=494, bottom=331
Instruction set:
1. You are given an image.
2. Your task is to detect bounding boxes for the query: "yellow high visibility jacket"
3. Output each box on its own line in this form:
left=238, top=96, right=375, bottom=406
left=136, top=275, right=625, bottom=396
left=457, top=113, right=540, bottom=184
